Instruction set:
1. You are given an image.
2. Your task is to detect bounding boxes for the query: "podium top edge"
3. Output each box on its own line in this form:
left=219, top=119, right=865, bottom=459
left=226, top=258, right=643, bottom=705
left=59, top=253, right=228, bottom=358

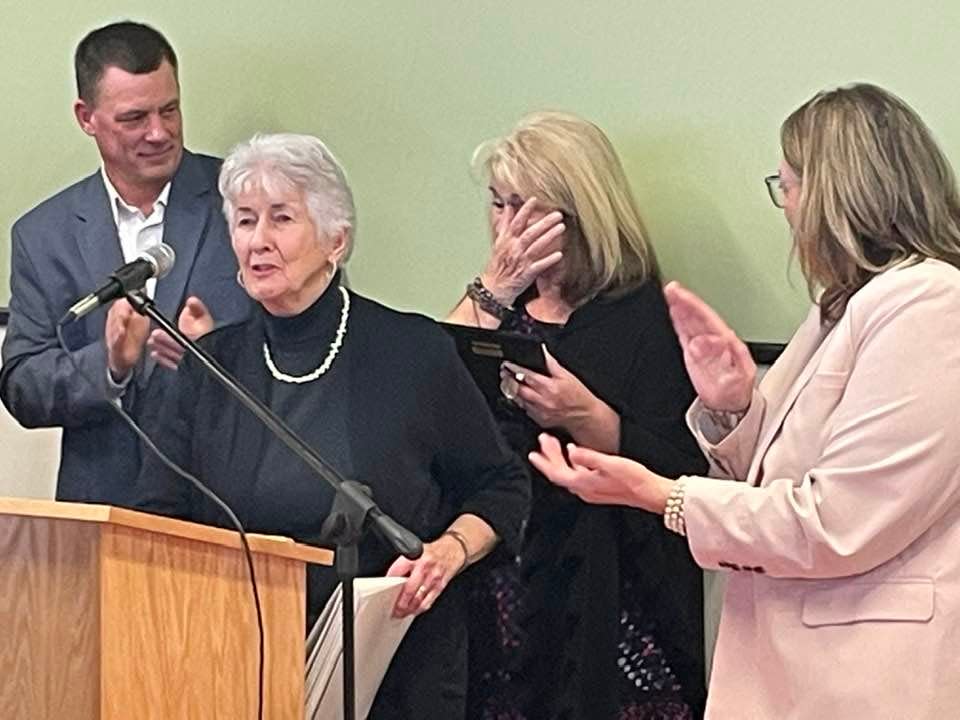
left=0, top=497, right=333, bottom=566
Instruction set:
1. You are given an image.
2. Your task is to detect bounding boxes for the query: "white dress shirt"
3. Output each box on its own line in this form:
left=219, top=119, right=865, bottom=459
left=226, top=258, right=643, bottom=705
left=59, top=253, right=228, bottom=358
left=101, top=169, right=171, bottom=393
left=101, top=167, right=171, bottom=299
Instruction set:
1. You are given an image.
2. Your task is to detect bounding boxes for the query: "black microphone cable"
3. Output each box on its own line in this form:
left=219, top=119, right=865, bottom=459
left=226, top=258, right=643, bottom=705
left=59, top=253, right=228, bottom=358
left=55, top=321, right=265, bottom=720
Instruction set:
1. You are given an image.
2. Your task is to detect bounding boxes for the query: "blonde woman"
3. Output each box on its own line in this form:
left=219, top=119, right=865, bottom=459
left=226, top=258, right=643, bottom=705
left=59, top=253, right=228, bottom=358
left=449, top=113, right=707, bottom=719
left=533, top=85, right=960, bottom=719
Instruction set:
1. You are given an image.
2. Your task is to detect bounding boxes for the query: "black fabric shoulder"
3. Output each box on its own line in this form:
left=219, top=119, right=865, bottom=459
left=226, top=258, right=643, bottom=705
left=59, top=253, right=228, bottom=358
left=563, top=277, right=665, bottom=337
left=192, top=315, right=258, bottom=361
left=347, top=293, right=457, bottom=361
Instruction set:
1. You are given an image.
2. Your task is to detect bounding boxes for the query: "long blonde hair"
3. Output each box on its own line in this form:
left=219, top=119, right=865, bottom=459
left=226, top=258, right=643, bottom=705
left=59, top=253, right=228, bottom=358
left=476, top=112, right=658, bottom=305
left=781, top=83, right=960, bottom=323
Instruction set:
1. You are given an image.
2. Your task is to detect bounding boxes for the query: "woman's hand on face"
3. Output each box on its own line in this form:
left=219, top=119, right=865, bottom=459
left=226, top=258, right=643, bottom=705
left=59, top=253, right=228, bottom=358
left=147, top=296, right=214, bottom=370
left=481, top=198, right=565, bottom=305
left=528, top=433, right=673, bottom=512
left=663, top=281, right=756, bottom=412
left=387, top=534, right=467, bottom=618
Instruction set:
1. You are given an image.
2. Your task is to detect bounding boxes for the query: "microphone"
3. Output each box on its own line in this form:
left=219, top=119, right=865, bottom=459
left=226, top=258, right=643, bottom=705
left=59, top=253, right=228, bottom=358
left=63, top=243, right=176, bottom=322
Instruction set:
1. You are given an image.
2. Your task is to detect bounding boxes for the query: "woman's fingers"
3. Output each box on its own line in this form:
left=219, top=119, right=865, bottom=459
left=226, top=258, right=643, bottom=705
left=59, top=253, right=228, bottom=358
left=566, top=443, right=610, bottom=471
left=501, top=361, right=549, bottom=391
left=509, top=197, right=538, bottom=236
left=179, top=296, right=214, bottom=340
left=519, top=211, right=565, bottom=249
left=687, top=333, right=732, bottom=362
left=664, top=281, right=732, bottom=341
left=665, top=281, right=753, bottom=373
left=493, top=203, right=517, bottom=240
left=391, top=561, right=428, bottom=618
left=527, top=251, right=564, bottom=277
left=388, top=541, right=461, bottom=617
left=528, top=433, right=569, bottom=477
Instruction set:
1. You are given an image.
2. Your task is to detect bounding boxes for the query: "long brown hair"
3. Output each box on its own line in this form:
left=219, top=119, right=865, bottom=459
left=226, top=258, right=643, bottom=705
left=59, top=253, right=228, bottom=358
left=781, top=83, right=960, bottom=323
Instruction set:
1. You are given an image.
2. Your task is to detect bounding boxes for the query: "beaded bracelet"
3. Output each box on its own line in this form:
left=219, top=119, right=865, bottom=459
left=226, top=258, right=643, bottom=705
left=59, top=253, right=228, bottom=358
left=441, top=529, right=471, bottom=573
left=663, top=479, right=688, bottom=537
left=466, top=277, right=513, bottom=320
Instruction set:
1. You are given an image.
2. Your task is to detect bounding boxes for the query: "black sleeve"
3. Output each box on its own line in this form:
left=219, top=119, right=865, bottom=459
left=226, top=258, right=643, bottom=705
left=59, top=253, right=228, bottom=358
left=614, top=290, right=708, bottom=478
left=130, top=354, right=202, bottom=520
left=427, top=332, right=531, bottom=554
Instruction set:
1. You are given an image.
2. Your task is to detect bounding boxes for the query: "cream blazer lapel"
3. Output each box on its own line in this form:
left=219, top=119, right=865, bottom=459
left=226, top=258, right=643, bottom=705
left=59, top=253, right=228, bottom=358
left=746, top=308, right=838, bottom=486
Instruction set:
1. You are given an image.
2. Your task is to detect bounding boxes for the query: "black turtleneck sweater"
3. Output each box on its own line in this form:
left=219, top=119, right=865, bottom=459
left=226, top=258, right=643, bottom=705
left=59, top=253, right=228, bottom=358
left=133, top=279, right=530, bottom=718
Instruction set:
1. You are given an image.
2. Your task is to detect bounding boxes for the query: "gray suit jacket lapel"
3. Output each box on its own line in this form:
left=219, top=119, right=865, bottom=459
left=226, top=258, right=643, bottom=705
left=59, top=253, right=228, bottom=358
left=155, top=150, right=213, bottom=322
left=73, top=172, right=124, bottom=299
left=71, top=151, right=215, bottom=385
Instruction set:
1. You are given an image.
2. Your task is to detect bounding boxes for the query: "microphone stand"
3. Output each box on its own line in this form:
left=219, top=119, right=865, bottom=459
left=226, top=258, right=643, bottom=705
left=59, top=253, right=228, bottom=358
left=125, top=291, right=422, bottom=720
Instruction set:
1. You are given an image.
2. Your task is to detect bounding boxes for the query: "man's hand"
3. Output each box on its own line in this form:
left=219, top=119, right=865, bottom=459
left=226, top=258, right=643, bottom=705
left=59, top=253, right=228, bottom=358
left=106, top=299, right=150, bottom=380
left=148, top=296, right=214, bottom=370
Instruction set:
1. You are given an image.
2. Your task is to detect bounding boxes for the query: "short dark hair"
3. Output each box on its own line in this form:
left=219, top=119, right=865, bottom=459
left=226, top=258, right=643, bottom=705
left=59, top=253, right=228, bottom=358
left=75, top=21, right=178, bottom=104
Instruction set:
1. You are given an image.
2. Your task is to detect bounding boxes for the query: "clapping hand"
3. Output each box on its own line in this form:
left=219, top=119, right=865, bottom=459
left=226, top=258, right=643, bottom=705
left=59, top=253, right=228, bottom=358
left=528, top=433, right=672, bottom=512
left=105, top=299, right=150, bottom=380
left=663, top=281, right=755, bottom=412
left=148, top=296, right=214, bottom=370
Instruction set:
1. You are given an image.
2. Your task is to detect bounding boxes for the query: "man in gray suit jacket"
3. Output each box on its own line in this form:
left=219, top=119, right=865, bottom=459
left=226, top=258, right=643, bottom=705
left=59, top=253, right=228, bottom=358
left=0, top=21, right=249, bottom=505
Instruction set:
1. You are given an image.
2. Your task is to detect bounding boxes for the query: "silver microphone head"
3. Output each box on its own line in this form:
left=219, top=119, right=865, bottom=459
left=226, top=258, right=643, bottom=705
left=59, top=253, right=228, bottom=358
left=140, top=243, right=176, bottom=279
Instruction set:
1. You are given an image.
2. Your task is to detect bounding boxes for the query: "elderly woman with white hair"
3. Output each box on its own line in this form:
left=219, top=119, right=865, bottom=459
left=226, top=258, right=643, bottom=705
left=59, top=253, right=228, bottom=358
left=133, top=132, right=530, bottom=719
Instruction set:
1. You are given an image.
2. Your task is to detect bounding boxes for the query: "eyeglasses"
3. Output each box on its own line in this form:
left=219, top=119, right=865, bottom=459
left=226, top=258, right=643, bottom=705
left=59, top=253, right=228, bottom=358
left=764, top=174, right=787, bottom=209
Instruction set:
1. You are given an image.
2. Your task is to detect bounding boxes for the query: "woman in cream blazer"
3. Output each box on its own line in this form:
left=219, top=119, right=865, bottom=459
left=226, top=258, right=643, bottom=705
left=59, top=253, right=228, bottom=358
left=529, top=83, right=960, bottom=719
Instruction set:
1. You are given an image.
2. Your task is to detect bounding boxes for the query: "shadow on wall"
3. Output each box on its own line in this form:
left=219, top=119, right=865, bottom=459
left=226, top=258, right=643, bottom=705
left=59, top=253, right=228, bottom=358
left=0, top=327, right=59, bottom=499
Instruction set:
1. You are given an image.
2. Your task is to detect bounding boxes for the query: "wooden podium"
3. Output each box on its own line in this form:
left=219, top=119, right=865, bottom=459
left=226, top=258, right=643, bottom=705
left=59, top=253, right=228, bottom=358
left=0, top=497, right=333, bottom=719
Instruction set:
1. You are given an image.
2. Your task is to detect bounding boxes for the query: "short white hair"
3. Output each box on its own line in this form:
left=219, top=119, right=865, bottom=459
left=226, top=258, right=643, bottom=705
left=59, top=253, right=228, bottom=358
left=219, top=132, right=356, bottom=259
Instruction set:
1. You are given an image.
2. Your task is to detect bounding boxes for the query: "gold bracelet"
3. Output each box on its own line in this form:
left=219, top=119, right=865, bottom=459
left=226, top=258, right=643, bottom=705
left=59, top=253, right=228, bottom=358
left=441, top=529, right=471, bottom=573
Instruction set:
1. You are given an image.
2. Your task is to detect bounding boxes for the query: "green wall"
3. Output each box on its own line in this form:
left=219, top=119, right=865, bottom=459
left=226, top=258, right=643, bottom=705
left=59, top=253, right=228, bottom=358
left=4, top=1, right=960, bottom=341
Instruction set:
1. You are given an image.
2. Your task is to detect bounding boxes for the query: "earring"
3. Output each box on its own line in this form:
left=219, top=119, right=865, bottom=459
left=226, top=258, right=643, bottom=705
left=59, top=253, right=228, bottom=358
left=236, top=269, right=245, bottom=288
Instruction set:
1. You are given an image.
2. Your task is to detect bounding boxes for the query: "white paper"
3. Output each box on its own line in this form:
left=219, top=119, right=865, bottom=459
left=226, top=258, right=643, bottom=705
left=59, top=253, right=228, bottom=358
left=305, top=576, right=414, bottom=720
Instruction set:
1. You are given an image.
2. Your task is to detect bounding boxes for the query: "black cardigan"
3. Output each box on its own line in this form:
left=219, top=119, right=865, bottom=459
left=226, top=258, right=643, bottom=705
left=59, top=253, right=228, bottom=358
left=133, top=284, right=530, bottom=718
left=499, top=279, right=708, bottom=719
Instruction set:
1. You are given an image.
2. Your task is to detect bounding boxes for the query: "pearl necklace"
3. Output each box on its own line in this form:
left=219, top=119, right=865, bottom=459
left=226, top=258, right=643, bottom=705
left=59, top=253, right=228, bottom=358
left=263, top=286, right=350, bottom=384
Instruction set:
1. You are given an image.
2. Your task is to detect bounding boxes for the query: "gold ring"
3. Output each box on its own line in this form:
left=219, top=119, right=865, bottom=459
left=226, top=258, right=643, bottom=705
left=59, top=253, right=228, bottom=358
left=416, top=585, right=428, bottom=596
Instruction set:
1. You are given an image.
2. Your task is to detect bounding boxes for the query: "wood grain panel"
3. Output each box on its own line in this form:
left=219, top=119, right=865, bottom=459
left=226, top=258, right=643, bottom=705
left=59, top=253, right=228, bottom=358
left=0, top=497, right=333, bottom=567
left=0, top=516, right=101, bottom=720
left=99, top=524, right=306, bottom=720
left=107, top=506, right=334, bottom=567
